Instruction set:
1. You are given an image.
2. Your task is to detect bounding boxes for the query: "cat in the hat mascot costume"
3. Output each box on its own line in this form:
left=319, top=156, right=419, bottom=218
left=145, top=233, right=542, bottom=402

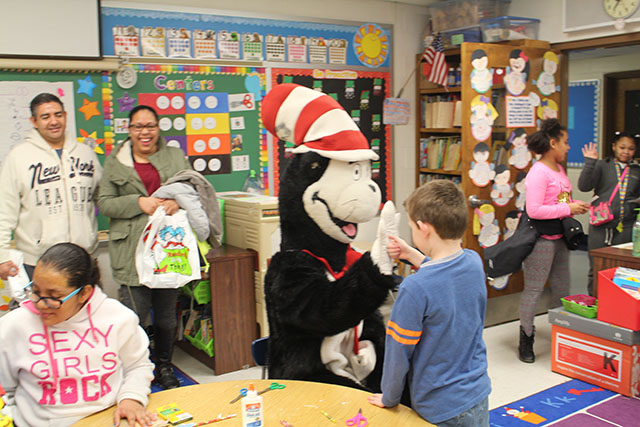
left=261, top=83, right=398, bottom=391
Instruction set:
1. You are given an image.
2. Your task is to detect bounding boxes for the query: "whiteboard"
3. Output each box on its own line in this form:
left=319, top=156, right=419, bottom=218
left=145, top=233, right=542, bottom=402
left=0, top=82, right=77, bottom=164
left=0, top=0, right=101, bottom=58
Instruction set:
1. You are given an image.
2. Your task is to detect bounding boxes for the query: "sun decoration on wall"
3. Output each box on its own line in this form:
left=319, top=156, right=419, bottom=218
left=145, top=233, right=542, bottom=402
left=354, top=23, right=389, bottom=68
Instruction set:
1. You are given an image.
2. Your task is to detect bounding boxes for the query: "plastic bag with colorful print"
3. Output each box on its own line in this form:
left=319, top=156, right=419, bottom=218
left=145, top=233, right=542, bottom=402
left=135, top=206, right=201, bottom=288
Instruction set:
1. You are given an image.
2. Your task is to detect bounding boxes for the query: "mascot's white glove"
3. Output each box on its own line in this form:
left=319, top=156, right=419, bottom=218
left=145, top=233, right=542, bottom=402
left=370, top=201, right=399, bottom=276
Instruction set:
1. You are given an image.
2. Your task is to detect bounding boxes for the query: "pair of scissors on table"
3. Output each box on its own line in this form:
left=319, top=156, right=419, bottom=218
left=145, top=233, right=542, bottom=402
left=258, top=382, right=286, bottom=395
left=229, top=382, right=285, bottom=403
left=346, top=408, right=368, bottom=426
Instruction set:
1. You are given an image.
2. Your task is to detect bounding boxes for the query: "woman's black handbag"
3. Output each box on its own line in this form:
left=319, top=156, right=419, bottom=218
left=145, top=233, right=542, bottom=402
left=483, top=212, right=540, bottom=278
left=561, top=217, right=584, bottom=250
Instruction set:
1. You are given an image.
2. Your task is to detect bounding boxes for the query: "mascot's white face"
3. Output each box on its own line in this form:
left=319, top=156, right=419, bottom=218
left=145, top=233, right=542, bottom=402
left=302, top=158, right=381, bottom=244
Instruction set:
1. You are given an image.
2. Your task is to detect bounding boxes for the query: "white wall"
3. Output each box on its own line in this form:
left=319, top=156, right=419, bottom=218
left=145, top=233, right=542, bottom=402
left=509, top=0, right=640, bottom=43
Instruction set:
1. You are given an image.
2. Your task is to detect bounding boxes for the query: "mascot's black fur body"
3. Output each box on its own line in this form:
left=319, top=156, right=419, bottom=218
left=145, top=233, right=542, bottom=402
left=265, top=152, right=396, bottom=391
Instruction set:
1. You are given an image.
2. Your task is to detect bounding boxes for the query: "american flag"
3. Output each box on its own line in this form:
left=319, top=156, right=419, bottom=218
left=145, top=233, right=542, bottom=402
left=422, top=34, right=448, bottom=87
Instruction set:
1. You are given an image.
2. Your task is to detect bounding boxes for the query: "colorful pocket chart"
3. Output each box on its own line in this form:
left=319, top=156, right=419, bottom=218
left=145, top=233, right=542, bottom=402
left=139, top=93, right=186, bottom=115
left=186, top=113, right=230, bottom=135
left=187, top=134, right=231, bottom=156
left=185, top=93, right=228, bottom=114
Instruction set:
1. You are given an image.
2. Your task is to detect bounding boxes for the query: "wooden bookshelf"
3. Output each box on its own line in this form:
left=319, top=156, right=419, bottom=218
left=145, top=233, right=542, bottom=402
left=420, top=168, right=462, bottom=176
left=416, top=40, right=564, bottom=302
left=419, top=87, right=461, bottom=95
left=420, top=127, right=461, bottom=133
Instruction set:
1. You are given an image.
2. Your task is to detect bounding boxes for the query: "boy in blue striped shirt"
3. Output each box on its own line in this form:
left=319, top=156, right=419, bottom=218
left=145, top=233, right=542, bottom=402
left=369, top=180, right=491, bottom=426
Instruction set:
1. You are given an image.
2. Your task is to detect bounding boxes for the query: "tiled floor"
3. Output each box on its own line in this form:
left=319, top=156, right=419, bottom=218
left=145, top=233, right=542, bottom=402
left=173, top=250, right=591, bottom=410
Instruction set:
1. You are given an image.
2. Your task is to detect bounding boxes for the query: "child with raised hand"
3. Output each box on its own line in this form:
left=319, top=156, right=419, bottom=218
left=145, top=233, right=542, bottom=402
left=579, top=133, right=640, bottom=296
left=368, top=180, right=491, bottom=426
left=0, top=243, right=155, bottom=427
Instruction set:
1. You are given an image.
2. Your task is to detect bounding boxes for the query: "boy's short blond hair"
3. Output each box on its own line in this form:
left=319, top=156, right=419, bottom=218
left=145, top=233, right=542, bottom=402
left=404, top=180, right=468, bottom=240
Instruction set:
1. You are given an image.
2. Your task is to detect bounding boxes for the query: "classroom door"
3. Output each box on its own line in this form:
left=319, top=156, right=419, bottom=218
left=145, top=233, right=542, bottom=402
left=604, top=70, right=640, bottom=157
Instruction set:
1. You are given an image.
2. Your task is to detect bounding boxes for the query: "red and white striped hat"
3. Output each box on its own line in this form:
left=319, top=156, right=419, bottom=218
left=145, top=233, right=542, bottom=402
left=261, top=83, right=379, bottom=162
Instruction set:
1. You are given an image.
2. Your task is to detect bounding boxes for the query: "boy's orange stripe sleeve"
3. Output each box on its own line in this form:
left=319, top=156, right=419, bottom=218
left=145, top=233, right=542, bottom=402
left=386, top=327, right=421, bottom=345
left=388, top=320, right=422, bottom=337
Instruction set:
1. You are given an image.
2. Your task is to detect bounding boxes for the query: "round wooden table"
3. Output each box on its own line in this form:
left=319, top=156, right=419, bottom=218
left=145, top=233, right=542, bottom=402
left=71, top=379, right=430, bottom=426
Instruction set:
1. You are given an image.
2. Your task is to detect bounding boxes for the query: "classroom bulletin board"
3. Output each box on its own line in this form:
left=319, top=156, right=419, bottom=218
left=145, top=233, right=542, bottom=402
left=271, top=68, right=392, bottom=202
left=567, top=79, right=600, bottom=167
left=101, top=7, right=391, bottom=68
left=106, top=65, right=268, bottom=191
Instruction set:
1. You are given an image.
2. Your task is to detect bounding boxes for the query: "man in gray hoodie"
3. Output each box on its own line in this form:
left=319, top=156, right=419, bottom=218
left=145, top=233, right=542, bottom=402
left=0, top=93, right=102, bottom=280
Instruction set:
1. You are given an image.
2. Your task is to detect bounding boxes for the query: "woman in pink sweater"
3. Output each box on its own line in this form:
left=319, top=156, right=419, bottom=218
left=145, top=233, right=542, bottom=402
left=519, top=119, right=589, bottom=363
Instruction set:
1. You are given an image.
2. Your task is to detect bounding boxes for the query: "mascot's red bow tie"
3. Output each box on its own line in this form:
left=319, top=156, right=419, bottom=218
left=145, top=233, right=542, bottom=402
left=301, top=246, right=364, bottom=355
left=301, top=246, right=362, bottom=280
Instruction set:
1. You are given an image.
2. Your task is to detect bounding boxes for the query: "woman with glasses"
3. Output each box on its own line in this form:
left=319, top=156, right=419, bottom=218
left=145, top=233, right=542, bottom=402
left=97, top=105, right=191, bottom=390
left=579, top=132, right=640, bottom=296
left=0, top=243, right=155, bottom=427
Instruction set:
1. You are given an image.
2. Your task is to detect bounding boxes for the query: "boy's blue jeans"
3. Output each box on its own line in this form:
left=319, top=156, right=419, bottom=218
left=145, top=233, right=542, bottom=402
left=436, top=397, right=489, bottom=427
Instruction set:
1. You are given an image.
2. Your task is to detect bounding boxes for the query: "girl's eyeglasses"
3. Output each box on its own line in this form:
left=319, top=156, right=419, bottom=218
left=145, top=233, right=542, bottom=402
left=23, top=282, right=84, bottom=309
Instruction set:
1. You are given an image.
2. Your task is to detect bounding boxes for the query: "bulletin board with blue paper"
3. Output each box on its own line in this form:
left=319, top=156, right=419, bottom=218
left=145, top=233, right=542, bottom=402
left=567, top=79, right=600, bottom=167
left=101, top=7, right=391, bottom=69
left=106, top=65, right=268, bottom=193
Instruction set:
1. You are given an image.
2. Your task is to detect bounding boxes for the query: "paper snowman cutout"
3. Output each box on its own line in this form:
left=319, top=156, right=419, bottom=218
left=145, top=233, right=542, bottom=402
left=470, top=49, right=493, bottom=94
left=490, top=164, right=514, bottom=207
left=503, top=210, right=521, bottom=240
left=507, top=128, right=532, bottom=170
left=537, top=98, right=558, bottom=121
left=475, top=204, right=500, bottom=248
left=504, top=49, right=529, bottom=96
left=534, top=51, right=560, bottom=96
left=470, top=95, right=498, bottom=142
left=469, top=142, right=496, bottom=187
left=515, top=171, right=527, bottom=211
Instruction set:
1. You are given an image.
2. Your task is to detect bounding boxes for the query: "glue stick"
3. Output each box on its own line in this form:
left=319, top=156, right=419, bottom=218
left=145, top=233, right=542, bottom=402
left=241, top=383, right=264, bottom=427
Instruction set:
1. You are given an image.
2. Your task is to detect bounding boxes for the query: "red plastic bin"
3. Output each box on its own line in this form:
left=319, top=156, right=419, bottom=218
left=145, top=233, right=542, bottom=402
left=597, top=267, right=640, bottom=331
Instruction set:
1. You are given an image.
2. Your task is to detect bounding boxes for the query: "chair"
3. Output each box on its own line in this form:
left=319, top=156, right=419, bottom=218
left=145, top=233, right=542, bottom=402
left=251, top=336, right=269, bottom=379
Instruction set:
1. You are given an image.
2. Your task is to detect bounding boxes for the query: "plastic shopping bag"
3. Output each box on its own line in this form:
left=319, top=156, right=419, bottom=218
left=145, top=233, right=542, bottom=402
left=135, top=207, right=201, bottom=288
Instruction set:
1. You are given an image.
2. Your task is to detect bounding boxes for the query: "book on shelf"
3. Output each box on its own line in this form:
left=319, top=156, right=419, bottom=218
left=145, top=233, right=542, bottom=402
left=443, top=140, right=461, bottom=171
left=420, top=173, right=462, bottom=186
left=420, top=136, right=461, bottom=171
left=491, top=140, right=508, bottom=165
left=421, top=94, right=460, bottom=129
left=452, top=100, right=462, bottom=127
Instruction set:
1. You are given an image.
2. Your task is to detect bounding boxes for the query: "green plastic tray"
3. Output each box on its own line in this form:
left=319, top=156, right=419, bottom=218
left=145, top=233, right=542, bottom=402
left=561, top=297, right=598, bottom=319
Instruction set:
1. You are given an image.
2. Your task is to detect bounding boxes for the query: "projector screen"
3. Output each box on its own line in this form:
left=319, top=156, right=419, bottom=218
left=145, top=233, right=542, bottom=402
left=0, top=0, right=101, bottom=58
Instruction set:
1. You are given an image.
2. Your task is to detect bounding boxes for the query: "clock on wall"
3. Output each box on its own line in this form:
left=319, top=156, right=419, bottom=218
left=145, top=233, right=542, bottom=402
left=603, top=0, right=640, bottom=19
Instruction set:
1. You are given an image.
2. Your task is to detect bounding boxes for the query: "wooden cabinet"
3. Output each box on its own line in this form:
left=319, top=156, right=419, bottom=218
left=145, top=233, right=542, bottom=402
left=416, top=40, right=565, bottom=298
left=177, top=244, right=258, bottom=375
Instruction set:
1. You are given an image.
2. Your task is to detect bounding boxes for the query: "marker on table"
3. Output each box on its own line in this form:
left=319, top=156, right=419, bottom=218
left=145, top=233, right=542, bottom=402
left=320, top=409, right=337, bottom=423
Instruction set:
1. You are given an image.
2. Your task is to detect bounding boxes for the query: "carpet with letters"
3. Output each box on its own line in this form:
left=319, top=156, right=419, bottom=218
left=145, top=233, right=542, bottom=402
left=489, top=379, right=640, bottom=426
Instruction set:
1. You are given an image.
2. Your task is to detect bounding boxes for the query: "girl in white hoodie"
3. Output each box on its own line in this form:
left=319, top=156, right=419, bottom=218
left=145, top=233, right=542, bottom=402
left=0, top=243, right=155, bottom=427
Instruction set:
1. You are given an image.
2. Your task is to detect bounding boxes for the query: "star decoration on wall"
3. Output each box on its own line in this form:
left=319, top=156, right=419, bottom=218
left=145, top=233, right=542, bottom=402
left=117, top=92, right=137, bottom=112
left=78, top=98, right=100, bottom=121
left=77, top=129, right=105, bottom=154
left=76, top=76, right=97, bottom=97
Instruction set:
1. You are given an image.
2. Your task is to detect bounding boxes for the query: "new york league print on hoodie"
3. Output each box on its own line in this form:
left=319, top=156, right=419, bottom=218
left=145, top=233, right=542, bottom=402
left=0, top=129, right=102, bottom=266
